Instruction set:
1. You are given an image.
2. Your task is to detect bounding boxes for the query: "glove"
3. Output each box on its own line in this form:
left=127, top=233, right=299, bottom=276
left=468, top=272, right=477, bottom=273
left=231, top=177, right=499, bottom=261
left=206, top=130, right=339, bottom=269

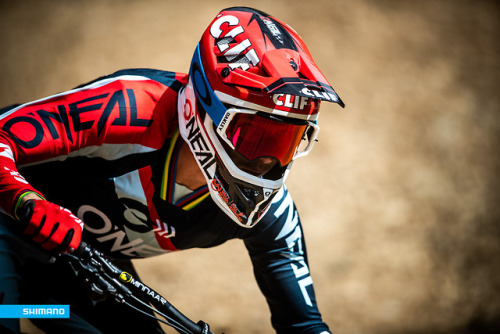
left=17, top=199, right=84, bottom=253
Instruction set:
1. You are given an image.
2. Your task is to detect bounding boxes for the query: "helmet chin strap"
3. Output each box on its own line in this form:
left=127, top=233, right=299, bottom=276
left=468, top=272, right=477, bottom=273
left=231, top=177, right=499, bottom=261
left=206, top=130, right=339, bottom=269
left=216, top=162, right=275, bottom=225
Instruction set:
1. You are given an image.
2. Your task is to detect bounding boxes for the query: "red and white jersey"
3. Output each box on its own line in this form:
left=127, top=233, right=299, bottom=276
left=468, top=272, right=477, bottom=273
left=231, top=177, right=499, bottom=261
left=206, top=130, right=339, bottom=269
left=0, top=69, right=185, bottom=218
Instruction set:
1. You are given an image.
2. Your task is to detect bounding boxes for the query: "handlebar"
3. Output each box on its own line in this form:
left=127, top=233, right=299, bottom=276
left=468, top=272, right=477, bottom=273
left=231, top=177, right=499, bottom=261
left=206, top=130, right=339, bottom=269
left=59, top=242, right=212, bottom=334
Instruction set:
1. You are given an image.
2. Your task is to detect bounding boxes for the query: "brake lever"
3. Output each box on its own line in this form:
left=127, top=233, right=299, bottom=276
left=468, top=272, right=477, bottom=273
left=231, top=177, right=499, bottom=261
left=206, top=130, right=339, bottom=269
left=58, top=243, right=214, bottom=334
left=60, top=246, right=131, bottom=303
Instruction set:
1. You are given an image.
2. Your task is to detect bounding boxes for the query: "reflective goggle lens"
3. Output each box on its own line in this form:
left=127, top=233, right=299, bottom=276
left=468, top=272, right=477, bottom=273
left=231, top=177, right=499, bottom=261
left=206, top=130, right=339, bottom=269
left=223, top=112, right=308, bottom=166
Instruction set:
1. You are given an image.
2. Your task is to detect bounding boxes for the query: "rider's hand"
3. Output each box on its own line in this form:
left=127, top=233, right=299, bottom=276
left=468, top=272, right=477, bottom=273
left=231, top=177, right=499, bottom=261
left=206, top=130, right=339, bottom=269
left=17, top=199, right=84, bottom=253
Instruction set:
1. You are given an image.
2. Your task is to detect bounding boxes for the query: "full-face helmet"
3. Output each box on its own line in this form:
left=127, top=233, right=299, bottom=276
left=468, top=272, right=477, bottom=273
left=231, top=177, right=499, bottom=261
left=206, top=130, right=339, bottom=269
left=178, top=7, right=344, bottom=227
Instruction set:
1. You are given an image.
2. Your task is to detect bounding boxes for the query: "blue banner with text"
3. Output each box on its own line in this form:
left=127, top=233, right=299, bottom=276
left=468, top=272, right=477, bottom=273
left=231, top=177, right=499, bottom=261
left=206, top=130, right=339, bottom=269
left=0, top=305, right=70, bottom=318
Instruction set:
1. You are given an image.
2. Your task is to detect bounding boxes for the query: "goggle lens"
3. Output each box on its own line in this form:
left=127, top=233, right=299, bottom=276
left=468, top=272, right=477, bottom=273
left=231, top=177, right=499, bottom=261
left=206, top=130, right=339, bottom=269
left=222, top=112, right=309, bottom=166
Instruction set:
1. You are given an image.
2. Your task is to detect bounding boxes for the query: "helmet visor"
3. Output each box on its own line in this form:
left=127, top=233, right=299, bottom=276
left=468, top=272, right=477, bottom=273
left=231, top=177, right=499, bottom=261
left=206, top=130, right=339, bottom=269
left=217, top=108, right=318, bottom=166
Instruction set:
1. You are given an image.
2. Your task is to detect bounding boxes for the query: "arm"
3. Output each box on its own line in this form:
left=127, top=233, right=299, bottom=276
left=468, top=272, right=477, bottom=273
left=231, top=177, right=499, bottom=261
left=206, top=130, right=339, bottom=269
left=0, top=70, right=181, bottom=251
left=0, top=127, right=85, bottom=252
left=244, top=187, right=331, bottom=334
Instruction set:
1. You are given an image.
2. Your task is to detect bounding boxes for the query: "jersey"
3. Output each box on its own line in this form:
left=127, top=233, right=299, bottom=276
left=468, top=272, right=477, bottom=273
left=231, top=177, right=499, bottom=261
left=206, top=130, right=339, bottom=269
left=0, top=69, right=330, bottom=334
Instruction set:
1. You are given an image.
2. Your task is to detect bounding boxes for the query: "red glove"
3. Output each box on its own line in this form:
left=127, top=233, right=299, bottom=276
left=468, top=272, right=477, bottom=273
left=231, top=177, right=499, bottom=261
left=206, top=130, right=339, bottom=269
left=18, top=200, right=84, bottom=253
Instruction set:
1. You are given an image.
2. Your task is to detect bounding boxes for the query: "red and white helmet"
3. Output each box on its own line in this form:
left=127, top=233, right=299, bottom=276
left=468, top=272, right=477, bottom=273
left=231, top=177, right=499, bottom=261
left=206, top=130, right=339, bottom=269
left=178, top=7, right=344, bottom=227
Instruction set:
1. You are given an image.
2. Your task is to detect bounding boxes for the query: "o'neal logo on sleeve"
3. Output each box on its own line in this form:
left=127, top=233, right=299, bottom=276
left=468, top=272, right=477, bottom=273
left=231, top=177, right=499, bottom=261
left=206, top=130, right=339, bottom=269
left=1, top=88, right=151, bottom=149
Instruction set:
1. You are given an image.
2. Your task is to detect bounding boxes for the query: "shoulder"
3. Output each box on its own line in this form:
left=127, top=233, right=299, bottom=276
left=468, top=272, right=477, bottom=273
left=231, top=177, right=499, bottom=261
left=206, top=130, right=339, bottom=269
left=75, top=68, right=188, bottom=92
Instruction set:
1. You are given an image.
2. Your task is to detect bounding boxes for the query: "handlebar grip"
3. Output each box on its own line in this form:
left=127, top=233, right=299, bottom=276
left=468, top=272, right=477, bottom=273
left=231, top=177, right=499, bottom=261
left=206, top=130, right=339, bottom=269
left=64, top=241, right=214, bottom=333
left=73, top=241, right=91, bottom=256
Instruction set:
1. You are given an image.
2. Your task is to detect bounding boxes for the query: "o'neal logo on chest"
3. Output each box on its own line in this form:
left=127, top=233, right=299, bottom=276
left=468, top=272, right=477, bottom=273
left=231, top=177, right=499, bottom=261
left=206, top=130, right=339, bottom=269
left=77, top=198, right=168, bottom=258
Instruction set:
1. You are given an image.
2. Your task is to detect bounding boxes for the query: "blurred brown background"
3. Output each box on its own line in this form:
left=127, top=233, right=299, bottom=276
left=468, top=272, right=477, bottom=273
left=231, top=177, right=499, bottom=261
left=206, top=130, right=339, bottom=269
left=1, top=0, right=499, bottom=333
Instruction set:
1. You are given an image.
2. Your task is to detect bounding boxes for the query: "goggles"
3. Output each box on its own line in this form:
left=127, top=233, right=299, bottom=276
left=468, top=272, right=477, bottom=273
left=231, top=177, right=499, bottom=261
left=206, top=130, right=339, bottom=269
left=216, top=108, right=319, bottom=167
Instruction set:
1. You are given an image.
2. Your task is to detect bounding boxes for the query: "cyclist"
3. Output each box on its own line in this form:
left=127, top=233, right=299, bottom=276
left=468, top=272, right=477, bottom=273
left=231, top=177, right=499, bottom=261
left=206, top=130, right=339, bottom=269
left=0, top=6, right=344, bottom=334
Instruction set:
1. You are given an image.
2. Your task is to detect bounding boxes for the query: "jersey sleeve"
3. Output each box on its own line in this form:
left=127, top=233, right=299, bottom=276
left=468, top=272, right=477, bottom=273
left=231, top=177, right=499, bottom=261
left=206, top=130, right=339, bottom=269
left=243, top=187, right=331, bottom=334
left=0, top=69, right=186, bottom=217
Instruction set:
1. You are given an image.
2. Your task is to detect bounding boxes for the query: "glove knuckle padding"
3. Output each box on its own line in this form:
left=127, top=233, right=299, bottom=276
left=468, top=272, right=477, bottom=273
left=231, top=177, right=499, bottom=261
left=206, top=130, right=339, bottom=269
left=21, top=200, right=84, bottom=252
